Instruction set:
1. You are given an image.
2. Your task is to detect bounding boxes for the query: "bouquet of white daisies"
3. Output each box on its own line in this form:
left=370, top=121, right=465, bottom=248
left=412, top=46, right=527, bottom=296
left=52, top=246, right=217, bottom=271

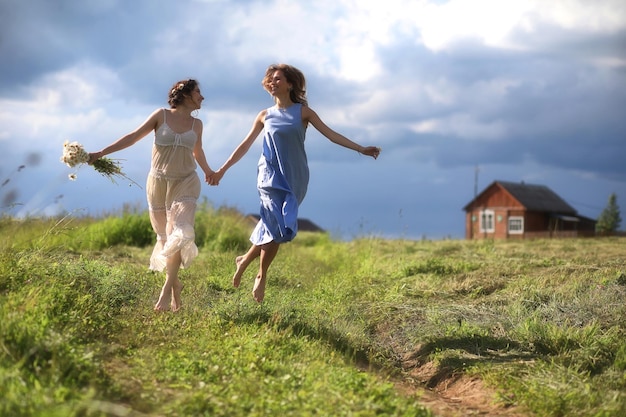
left=60, top=140, right=139, bottom=187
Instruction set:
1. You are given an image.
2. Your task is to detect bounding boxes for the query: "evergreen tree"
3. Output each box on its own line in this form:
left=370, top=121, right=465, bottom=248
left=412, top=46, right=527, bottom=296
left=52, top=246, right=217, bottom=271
left=596, top=193, right=622, bottom=233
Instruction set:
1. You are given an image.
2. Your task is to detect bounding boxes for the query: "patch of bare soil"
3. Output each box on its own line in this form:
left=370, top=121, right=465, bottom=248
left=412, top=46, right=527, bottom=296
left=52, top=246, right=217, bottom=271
left=368, top=315, right=534, bottom=416
left=400, top=362, right=527, bottom=417
left=377, top=346, right=529, bottom=417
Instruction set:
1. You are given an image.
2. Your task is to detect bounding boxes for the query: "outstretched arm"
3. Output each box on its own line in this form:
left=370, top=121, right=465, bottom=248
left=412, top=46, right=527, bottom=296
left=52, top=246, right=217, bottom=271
left=302, top=106, right=380, bottom=159
left=89, top=108, right=161, bottom=163
left=208, top=110, right=266, bottom=185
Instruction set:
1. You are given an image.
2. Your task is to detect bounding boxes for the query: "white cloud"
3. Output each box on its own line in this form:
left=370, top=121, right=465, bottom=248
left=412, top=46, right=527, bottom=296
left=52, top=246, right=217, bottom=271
left=33, top=62, right=122, bottom=109
left=529, top=0, right=626, bottom=32
left=412, top=0, right=533, bottom=51
left=0, top=62, right=127, bottom=155
left=412, top=0, right=626, bottom=52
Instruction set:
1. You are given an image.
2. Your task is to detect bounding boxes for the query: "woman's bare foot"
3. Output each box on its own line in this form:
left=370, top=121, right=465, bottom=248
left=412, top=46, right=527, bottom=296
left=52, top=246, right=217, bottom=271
left=154, top=286, right=171, bottom=311
left=232, top=255, right=246, bottom=288
left=252, top=275, right=266, bottom=303
left=171, top=280, right=183, bottom=312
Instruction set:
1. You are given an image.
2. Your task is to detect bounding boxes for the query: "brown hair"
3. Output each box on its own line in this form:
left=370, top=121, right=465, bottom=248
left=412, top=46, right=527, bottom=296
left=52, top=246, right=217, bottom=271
left=168, top=79, right=198, bottom=108
left=262, top=64, right=308, bottom=106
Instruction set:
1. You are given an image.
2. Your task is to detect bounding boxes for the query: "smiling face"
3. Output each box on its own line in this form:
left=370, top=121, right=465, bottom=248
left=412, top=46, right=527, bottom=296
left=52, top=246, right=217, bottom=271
left=261, top=64, right=308, bottom=105
left=266, top=70, right=291, bottom=98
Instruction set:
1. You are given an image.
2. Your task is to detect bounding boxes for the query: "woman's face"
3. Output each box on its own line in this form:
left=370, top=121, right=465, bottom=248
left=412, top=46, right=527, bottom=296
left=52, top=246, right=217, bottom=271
left=268, top=70, right=291, bottom=97
left=188, top=86, right=204, bottom=109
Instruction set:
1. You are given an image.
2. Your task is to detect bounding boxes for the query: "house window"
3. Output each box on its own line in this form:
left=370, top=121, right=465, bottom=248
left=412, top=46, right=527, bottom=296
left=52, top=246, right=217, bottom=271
left=480, top=210, right=495, bottom=233
left=508, top=216, right=524, bottom=234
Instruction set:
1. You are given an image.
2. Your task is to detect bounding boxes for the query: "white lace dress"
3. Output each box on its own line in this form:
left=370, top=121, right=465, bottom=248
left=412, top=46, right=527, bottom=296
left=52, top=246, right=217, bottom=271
left=146, top=109, right=200, bottom=271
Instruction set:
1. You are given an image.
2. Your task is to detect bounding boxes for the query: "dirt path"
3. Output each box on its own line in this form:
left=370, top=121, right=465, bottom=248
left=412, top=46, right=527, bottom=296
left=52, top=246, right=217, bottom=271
left=367, top=323, right=532, bottom=416
left=358, top=352, right=528, bottom=416
left=399, top=365, right=528, bottom=417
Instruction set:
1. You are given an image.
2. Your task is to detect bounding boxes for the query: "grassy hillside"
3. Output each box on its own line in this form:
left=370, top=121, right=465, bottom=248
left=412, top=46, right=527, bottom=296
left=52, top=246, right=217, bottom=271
left=1, top=207, right=625, bottom=416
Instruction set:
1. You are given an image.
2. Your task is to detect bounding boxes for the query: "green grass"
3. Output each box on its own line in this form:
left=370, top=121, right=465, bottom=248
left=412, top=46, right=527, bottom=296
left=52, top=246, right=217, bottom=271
left=1, top=208, right=626, bottom=416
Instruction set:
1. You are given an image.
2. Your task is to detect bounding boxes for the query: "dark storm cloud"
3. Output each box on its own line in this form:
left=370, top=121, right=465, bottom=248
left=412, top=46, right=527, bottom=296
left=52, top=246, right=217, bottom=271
left=1, top=1, right=168, bottom=91
left=366, top=21, right=626, bottom=183
left=0, top=0, right=281, bottom=114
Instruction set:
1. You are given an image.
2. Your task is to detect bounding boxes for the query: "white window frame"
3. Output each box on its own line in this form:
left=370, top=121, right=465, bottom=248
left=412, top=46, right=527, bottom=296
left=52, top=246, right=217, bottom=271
left=508, top=216, right=524, bottom=234
left=480, top=210, right=495, bottom=233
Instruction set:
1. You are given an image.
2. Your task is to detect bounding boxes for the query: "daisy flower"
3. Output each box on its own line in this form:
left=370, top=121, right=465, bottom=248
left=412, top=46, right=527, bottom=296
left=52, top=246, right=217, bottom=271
left=60, top=140, right=141, bottom=187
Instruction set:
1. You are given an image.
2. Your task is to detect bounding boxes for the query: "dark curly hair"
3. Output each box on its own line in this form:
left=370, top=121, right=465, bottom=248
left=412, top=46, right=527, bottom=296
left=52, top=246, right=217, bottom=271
left=262, top=64, right=308, bottom=106
left=168, top=79, right=198, bottom=108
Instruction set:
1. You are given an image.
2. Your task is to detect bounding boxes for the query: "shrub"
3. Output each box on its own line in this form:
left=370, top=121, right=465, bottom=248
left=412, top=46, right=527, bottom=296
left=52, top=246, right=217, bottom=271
left=74, top=213, right=154, bottom=250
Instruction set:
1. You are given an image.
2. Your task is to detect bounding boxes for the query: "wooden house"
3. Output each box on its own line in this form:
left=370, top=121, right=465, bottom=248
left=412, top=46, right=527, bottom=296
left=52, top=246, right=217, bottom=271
left=463, top=180, right=596, bottom=239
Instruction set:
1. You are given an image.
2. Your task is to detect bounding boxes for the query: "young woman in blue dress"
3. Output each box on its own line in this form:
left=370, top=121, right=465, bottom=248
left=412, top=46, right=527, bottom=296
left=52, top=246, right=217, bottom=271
left=209, top=64, right=380, bottom=303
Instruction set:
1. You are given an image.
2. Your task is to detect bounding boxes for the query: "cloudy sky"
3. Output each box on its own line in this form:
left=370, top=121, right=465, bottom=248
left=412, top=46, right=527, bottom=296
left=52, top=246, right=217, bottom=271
left=1, top=0, right=625, bottom=240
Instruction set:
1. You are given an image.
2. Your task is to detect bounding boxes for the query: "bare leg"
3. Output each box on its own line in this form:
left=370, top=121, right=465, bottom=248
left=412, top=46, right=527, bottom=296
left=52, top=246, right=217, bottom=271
left=171, top=277, right=183, bottom=312
left=154, top=251, right=182, bottom=312
left=252, top=241, right=279, bottom=303
left=233, top=244, right=261, bottom=288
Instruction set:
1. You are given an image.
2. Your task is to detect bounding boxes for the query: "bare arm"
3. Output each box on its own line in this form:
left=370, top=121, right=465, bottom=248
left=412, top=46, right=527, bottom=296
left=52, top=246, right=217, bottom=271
left=302, top=106, right=380, bottom=159
left=191, top=120, right=215, bottom=183
left=209, top=110, right=266, bottom=185
left=88, top=108, right=161, bottom=163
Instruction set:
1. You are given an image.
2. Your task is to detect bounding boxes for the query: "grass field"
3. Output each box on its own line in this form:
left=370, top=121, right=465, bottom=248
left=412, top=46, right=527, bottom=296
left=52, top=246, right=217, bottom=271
left=1, top=207, right=625, bottom=416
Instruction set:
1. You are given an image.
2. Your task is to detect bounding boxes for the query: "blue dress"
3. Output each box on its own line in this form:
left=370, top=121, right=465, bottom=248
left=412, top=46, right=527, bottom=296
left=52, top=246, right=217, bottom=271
left=250, top=103, right=309, bottom=245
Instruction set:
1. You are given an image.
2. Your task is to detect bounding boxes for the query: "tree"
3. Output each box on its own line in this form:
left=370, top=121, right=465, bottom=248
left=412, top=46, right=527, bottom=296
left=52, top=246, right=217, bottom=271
left=596, top=193, right=622, bottom=233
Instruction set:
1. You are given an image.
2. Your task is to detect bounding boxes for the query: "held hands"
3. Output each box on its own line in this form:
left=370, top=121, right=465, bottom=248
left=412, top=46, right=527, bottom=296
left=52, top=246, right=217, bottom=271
left=203, top=146, right=379, bottom=187
left=206, top=169, right=225, bottom=186
left=204, top=169, right=215, bottom=185
left=359, top=146, right=381, bottom=159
